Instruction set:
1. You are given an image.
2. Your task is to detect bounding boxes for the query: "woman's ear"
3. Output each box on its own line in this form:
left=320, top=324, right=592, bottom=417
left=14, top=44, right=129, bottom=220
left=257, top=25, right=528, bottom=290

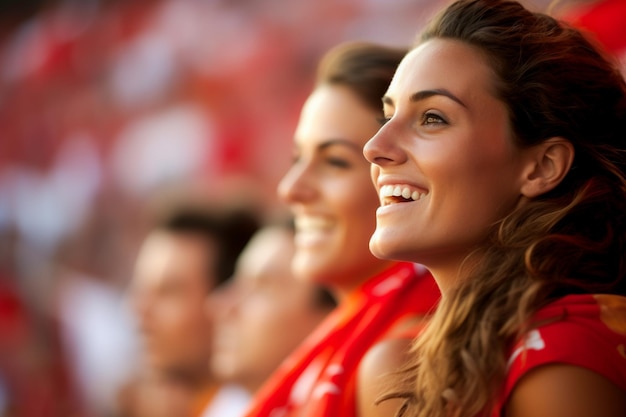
left=520, top=137, right=575, bottom=198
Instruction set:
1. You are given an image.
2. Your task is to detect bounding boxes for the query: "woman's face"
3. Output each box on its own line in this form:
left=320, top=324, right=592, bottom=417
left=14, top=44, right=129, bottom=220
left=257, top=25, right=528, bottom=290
left=278, top=84, right=392, bottom=296
left=364, top=39, right=530, bottom=284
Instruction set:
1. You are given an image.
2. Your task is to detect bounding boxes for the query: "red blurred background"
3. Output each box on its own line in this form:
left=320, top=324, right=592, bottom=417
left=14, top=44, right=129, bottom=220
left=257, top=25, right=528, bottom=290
left=0, top=0, right=622, bottom=416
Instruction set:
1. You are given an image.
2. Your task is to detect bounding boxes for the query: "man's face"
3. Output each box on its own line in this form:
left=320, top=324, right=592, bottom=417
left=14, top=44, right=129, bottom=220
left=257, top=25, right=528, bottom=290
left=211, top=227, right=332, bottom=392
left=130, top=231, right=216, bottom=375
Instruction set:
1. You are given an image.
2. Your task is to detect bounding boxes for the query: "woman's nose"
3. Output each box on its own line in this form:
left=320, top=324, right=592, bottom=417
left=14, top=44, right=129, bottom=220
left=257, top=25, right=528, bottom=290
left=363, top=123, right=406, bottom=166
left=277, top=162, right=317, bottom=204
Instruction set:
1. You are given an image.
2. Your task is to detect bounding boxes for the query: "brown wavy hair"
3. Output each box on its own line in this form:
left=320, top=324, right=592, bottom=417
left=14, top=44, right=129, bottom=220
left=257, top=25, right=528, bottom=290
left=386, top=1, right=626, bottom=416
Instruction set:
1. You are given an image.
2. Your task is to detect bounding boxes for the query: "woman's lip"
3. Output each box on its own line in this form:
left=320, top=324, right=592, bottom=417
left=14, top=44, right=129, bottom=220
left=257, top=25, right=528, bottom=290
left=376, top=199, right=417, bottom=217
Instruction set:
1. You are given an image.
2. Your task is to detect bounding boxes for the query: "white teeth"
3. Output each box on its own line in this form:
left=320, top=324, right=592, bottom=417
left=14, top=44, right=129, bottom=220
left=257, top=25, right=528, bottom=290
left=381, top=185, right=394, bottom=197
left=295, top=217, right=332, bottom=230
left=379, top=184, right=427, bottom=202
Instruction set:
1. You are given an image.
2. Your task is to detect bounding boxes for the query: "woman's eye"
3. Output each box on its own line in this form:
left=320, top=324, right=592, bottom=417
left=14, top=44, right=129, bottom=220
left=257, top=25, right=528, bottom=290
left=422, top=112, right=446, bottom=125
left=326, top=157, right=351, bottom=168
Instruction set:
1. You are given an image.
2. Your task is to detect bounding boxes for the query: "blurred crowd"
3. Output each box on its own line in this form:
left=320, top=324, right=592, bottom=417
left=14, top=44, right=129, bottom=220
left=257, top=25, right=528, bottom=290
left=0, top=1, right=444, bottom=415
left=0, top=0, right=623, bottom=416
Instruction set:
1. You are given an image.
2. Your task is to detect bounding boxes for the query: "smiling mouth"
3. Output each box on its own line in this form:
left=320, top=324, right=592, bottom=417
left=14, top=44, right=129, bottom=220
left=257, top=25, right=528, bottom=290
left=295, top=216, right=333, bottom=232
left=379, top=184, right=427, bottom=206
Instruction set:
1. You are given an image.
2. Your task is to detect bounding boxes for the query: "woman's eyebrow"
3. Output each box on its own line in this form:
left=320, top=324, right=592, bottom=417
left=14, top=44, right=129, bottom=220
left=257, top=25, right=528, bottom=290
left=382, top=88, right=467, bottom=108
left=410, top=89, right=467, bottom=108
left=318, top=139, right=362, bottom=152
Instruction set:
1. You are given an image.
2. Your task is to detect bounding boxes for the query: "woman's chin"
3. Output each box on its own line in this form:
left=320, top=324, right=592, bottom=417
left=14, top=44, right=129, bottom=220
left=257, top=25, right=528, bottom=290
left=369, top=233, right=404, bottom=261
left=292, top=253, right=326, bottom=282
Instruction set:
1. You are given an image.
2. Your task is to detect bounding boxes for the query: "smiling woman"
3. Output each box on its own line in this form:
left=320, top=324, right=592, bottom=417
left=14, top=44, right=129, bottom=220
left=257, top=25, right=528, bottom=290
left=367, top=38, right=525, bottom=288
left=363, top=1, right=626, bottom=416
left=244, top=42, right=440, bottom=417
left=279, top=81, right=390, bottom=295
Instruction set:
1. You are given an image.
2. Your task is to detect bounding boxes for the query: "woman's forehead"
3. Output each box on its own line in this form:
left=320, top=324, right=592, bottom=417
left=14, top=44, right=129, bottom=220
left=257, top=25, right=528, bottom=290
left=386, top=39, right=495, bottom=105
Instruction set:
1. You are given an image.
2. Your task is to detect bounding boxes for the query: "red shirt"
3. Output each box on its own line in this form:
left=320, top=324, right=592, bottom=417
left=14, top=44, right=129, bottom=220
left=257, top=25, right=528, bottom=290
left=494, top=294, right=626, bottom=416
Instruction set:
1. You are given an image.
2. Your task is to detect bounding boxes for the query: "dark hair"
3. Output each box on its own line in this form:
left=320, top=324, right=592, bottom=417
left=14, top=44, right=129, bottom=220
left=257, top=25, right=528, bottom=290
left=160, top=207, right=260, bottom=287
left=390, top=1, right=626, bottom=416
left=316, top=41, right=407, bottom=113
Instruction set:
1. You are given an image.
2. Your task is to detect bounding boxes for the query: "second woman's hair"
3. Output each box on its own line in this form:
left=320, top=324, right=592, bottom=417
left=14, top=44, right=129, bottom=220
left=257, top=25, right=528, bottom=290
left=316, top=42, right=407, bottom=114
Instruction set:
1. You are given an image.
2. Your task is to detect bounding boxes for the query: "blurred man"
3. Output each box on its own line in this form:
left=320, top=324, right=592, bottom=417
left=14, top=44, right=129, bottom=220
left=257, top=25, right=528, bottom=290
left=210, top=223, right=336, bottom=401
left=124, top=205, right=259, bottom=417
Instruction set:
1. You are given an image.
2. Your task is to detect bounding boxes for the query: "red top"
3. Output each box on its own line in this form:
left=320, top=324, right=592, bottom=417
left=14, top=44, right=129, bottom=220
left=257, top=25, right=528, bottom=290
left=244, top=262, right=439, bottom=417
left=493, top=294, right=626, bottom=416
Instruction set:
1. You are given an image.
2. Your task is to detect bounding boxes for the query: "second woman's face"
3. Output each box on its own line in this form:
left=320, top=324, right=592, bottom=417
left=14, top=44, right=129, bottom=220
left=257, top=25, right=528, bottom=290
left=278, top=84, right=391, bottom=294
left=364, top=39, right=530, bottom=279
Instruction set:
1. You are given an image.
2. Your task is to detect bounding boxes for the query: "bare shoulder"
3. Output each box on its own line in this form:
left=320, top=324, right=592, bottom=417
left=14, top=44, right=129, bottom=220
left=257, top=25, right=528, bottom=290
left=356, top=336, right=413, bottom=417
left=505, top=364, right=626, bottom=417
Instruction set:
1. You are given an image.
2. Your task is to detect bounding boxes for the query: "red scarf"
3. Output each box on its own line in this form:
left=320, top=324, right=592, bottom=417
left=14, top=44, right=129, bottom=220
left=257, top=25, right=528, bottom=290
left=244, top=262, right=439, bottom=417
